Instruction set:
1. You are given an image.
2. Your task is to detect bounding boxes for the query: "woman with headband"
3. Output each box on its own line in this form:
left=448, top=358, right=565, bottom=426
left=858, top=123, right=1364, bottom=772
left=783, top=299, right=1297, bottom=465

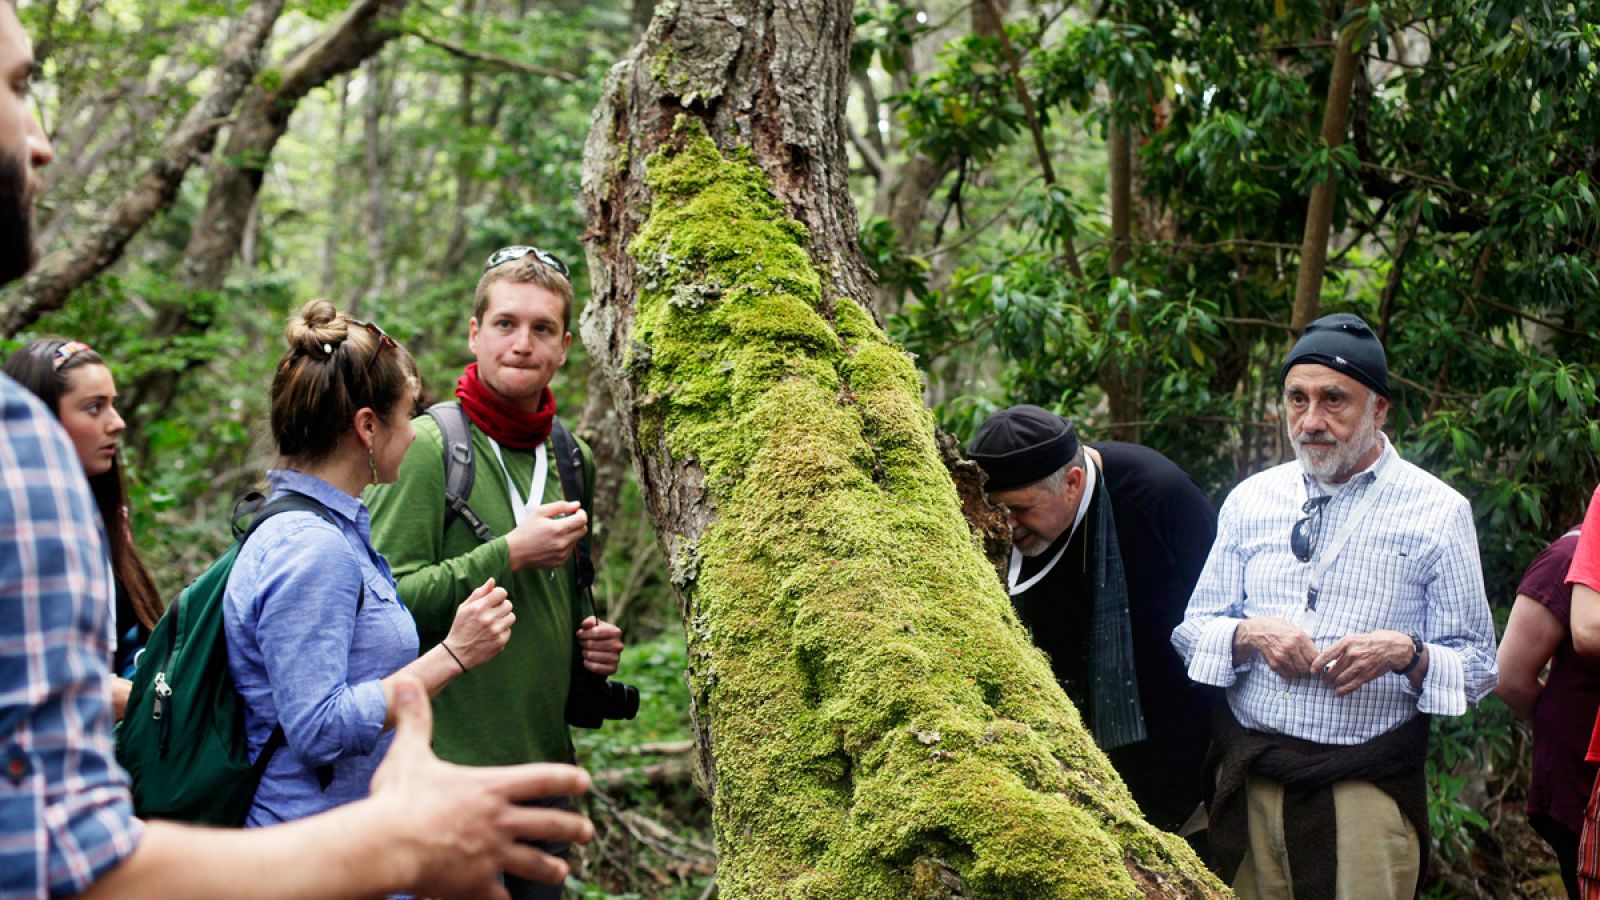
left=3, top=338, right=161, bottom=718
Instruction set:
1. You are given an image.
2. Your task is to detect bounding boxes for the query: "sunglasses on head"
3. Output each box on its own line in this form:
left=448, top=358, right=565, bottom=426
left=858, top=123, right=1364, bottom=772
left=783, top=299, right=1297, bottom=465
left=484, top=245, right=569, bottom=277
left=349, top=318, right=398, bottom=374
left=1291, top=495, right=1332, bottom=563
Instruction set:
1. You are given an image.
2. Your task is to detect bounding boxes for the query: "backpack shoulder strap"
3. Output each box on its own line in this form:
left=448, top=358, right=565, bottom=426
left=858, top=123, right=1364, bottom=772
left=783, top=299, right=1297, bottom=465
left=548, top=416, right=593, bottom=592
left=427, top=401, right=495, bottom=543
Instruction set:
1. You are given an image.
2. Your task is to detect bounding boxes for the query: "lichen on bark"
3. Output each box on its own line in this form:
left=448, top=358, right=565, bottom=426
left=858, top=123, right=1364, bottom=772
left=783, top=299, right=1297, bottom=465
left=622, top=118, right=1226, bottom=899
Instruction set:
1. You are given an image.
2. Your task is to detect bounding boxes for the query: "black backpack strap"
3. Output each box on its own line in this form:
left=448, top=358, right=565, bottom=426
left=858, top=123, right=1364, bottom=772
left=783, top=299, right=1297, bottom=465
left=548, top=416, right=593, bottom=593
left=252, top=726, right=288, bottom=782
left=234, top=491, right=362, bottom=793
left=237, top=492, right=340, bottom=543
left=427, top=401, right=495, bottom=543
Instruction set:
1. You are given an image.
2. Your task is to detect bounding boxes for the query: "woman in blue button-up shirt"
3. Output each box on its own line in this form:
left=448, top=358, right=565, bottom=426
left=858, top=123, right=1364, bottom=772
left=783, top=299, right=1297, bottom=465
left=225, top=300, right=516, bottom=826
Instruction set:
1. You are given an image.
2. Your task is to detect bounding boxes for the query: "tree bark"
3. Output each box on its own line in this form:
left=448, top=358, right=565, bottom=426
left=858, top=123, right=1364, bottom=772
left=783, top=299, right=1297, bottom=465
left=322, top=74, right=352, bottom=297
left=579, top=0, right=1224, bottom=895
left=1099, top=121, right=1144, bottom=441
left=1289, top=0, right=1369, bottom=334
left=0, top=0, right=287, bottom=336
left=359, top=53, right=390, bottom=314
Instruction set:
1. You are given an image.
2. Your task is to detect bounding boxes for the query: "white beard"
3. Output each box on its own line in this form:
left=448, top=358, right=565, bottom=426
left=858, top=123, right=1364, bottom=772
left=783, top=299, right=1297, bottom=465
left=1290, top=414, right=1380, bottom=482
left=1014, top=531, right=1052, bottom=557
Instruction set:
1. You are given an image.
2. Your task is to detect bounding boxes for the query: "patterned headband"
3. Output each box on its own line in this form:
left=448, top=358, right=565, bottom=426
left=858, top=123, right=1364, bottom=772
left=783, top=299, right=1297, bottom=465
left=51, top=341, right=93, bottom=371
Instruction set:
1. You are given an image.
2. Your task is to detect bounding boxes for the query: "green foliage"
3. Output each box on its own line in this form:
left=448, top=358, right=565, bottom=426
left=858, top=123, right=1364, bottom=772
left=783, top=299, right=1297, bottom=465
left=852, top=4, right=928, bottom=76
left=1426, top=701, right=1515, bottom=861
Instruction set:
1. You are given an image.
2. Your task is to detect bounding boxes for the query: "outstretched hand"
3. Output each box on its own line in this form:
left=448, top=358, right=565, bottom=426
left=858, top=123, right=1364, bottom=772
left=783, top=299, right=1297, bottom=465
left=370, top=676, right=593, bottom=898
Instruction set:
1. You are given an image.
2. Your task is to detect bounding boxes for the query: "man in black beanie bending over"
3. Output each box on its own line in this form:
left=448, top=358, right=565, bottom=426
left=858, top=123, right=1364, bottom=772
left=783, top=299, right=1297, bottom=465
left=967, top=404, right=1218, bottom=836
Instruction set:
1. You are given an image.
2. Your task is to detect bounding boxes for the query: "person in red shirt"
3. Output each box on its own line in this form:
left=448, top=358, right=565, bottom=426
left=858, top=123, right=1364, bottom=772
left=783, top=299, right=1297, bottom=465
left=1562, top=485, right=1600, bottom=899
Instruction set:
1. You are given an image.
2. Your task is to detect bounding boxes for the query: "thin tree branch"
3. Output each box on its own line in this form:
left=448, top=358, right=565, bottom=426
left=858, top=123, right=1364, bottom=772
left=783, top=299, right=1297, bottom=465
left=846, top=125, right=885, bottom=181
left=1216, top=315, right=1297, bottom=332
left=1470, top=293, right=1593, bottom=339
left=409, top=30, right=578, bottom=82
left=0, top=0, right=287, bottom=336
left=979, top=0, right=1083, bottom=279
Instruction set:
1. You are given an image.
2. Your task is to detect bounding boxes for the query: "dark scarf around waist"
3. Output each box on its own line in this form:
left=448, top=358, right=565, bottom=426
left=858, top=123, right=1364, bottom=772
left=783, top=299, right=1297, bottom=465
left=1203, top=701, right=1430, bottom=900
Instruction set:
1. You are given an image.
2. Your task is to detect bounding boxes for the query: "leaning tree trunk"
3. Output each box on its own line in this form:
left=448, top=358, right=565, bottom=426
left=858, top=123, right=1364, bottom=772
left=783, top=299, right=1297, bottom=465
left=0, top=0, right=286, bottom=336
left=578, top=1, right=1225, bottom=897
left=1289, top=0, right=1369, bottom=334
left=122, top=0, right=411, bottom=441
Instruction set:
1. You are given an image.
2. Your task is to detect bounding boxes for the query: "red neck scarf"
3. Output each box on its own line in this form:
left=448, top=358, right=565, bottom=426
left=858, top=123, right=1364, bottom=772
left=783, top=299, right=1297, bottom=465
left=455, top=363, right=555, bottom=450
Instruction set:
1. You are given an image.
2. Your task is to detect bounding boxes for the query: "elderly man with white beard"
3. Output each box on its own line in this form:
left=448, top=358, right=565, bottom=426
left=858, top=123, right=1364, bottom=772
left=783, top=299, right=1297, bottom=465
left=1172, top=313, right=1497, bottom=900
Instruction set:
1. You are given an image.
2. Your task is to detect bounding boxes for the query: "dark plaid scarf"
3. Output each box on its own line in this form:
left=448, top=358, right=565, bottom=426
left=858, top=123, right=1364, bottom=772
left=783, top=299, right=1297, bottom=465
left=1084, top=472, right=1146, bottom=750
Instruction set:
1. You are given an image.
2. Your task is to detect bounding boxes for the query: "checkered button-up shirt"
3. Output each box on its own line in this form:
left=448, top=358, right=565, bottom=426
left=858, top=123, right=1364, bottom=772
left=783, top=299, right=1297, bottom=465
left=1171, top=438, right=1498, bottom=745
left=0, top=375, right=141, bottom=897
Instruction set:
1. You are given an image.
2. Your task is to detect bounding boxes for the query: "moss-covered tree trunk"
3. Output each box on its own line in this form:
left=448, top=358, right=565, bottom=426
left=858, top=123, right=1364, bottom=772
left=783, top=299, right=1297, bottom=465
left=578, top=1, right=1226, bottom=896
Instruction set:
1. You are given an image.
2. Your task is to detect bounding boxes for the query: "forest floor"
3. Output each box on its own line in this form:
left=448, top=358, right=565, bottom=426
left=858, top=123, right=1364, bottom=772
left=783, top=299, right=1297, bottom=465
left=573, top=625, right=717, bottom=899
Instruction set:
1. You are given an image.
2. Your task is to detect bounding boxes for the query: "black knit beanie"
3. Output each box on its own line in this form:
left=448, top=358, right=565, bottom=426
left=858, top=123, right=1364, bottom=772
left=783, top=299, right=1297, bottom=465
left=1280, top=313, right=1390, bottom=399
left=966, top=405, right=1081, bottom=492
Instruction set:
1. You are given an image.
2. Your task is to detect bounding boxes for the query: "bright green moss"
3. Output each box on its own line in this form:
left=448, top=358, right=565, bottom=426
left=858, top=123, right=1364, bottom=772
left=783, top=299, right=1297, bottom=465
left=625, top=118, right=1226, bottom=899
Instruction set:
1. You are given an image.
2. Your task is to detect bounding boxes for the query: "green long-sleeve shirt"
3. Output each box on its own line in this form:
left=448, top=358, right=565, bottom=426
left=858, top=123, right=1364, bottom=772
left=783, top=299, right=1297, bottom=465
left=365, top=412, right=594, bottom=766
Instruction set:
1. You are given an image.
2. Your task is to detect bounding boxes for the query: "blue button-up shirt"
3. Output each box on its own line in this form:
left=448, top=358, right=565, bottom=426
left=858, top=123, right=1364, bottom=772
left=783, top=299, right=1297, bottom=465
left=223, top=469, right=418, bottom=826
left=0, top=375, right=142, bottom=897
left=1172, top=438, right=1498, bottom=745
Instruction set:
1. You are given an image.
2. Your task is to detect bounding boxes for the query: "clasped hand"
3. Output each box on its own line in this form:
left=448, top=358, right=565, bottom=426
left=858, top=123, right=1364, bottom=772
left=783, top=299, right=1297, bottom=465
left=506, top=501, right=588, bottom=571
left=1238, top=617, right=1414, bottom=695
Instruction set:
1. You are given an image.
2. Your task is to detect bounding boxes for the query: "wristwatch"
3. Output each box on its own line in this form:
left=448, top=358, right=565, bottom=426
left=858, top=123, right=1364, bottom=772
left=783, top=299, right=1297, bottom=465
left=1395, top=632, right=1424, bottom=675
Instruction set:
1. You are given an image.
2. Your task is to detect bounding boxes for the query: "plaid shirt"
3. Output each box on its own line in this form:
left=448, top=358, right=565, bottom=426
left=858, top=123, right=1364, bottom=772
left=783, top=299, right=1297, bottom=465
left=0, top=375, right=141, bottom=897
left=1172, top=438, right=1498, bottom=745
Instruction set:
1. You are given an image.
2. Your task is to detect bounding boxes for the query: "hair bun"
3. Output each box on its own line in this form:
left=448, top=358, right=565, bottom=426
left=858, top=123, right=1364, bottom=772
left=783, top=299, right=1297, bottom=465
left=284, top=299, right=347, bottom=355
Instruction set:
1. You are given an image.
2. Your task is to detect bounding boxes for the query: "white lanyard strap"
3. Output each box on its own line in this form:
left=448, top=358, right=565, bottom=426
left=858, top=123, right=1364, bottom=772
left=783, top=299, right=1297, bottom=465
left=487, top=437, right=548, bottom=528
left=1305, top=455, right=1400, bottom=610
left=1007, top=458, right=1098, bottom=596
left=1008, top=541, right=1071, bottom=596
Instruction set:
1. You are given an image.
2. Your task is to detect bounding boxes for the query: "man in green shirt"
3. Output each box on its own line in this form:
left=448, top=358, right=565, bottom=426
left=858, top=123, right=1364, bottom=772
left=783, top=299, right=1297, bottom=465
left=368, top=246, right=625, bottom=899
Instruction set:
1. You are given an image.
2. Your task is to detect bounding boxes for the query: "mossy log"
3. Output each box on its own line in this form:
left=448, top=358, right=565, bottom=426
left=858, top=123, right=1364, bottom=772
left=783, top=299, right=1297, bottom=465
left=578, top=1, right=1228, bottom=896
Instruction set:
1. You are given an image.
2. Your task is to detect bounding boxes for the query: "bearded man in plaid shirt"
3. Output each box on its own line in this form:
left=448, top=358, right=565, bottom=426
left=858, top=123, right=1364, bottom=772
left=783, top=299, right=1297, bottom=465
left=1172, top=313, right=1497, bottom=900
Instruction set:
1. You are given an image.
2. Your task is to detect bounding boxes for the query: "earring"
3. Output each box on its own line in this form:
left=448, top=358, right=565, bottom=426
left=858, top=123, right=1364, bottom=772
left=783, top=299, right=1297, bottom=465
left=368, top=447, right=378, bottom=483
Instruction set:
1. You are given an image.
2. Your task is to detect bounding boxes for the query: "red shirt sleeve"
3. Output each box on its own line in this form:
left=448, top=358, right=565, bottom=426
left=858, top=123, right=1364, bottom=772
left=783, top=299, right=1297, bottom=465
left=1568, top=484, right=1600, bottom=590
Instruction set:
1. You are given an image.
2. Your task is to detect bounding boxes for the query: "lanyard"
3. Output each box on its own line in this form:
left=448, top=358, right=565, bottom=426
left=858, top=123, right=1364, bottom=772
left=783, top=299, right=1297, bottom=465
left=1008, top=541, right=1070, bottom=596
left=486, top=436, right=548, bottom=527
left=1298, top=453, right=1400, bottom=625
left=1007, top=458, right=1098, bottom=596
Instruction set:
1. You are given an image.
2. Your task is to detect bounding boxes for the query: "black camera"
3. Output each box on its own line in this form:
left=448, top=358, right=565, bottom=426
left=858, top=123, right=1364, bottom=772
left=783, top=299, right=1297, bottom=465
left=564, top=653, right=640, bottom=729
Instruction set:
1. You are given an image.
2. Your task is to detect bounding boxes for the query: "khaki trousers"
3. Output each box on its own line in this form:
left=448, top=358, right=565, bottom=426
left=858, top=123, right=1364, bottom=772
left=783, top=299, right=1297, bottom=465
left=1232, top=774, right=1420, bottom=900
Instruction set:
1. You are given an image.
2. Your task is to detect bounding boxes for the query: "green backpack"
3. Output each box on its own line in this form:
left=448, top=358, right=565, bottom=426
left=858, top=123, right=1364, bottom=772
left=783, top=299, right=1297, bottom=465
left=115, top=492, right=342, bottom=826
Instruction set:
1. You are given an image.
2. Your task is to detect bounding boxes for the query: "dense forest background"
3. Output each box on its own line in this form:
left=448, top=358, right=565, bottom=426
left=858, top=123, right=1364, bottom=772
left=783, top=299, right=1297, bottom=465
left=6, top=0, right=1597, bottom=896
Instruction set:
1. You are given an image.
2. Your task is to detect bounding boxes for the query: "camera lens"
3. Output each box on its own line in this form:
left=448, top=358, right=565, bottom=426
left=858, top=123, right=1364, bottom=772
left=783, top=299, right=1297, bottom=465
left=607, top=682, right=640, bottom=721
